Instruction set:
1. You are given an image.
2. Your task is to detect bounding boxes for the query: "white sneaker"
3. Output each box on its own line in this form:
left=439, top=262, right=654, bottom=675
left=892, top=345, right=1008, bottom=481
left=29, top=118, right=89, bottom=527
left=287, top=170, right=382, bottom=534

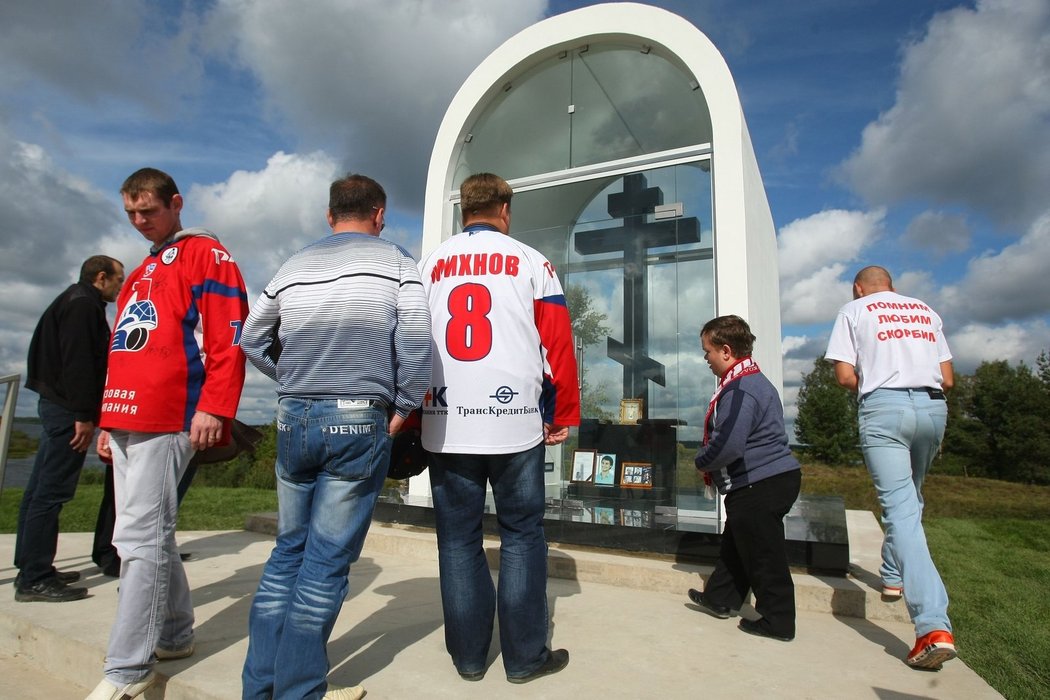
left=323, top=685, right=366, bottom=700
left=84, top=671, right=156, bottom=700
left=882, top=583, right=904, bottom=599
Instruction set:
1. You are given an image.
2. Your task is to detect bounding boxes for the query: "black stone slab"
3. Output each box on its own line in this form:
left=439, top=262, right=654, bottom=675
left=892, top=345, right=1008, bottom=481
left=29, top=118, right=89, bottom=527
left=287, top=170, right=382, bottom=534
left=372, top=491, right=850, bottom=575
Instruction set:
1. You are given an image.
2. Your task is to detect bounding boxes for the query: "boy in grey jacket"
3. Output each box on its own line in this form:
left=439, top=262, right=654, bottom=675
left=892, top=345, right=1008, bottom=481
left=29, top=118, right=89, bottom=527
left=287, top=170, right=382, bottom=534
left=687, top=315, right=801, bottom=641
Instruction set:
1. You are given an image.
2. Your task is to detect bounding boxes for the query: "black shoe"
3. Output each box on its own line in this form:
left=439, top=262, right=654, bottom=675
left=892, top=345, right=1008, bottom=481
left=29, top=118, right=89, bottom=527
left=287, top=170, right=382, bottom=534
left=14, top=577, right=88, bottom=603
left=738, top=617, right=794, bottom=642
left=507, top=648, right=569, bottom=684
left=458, top=670, right=485, bottom=682
left=687, top=588, right=732, bottom=619
left=13, top=569, right=80, bottom=588
left=101, top=558, right=121, bottom=577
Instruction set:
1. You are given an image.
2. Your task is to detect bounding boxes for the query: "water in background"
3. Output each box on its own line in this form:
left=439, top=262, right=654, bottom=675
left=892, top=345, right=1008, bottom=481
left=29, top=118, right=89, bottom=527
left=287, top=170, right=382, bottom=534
left=2, top=419, right=105, bottom=490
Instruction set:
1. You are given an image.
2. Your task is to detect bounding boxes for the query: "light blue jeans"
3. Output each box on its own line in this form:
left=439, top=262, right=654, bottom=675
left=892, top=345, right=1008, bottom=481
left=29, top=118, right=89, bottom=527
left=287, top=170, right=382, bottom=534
left=242, top=398, right=390, bottom=700
left=105, top=430, right=195, bottom=684
left=859, top=388, right=951, bottom=636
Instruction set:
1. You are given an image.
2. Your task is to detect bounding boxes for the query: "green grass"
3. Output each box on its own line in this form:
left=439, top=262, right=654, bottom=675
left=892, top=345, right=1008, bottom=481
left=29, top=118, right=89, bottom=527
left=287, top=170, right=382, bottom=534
left=3, top=430, right=38, bottom=458
left=0, top=484, right=276, bottom=533
left=801, top=461, right=1050, bottom=699
left=926, top=518, right=1050, bottom=699
left=2, top=461, right=1047, bottom=697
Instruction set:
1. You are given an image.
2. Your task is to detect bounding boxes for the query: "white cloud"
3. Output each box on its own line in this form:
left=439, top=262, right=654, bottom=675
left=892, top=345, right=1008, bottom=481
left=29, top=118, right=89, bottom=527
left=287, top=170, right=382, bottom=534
left=938, top=211, right=1050, bottom=325
left=839, top=0, right=1050, bottom=230
left=207, top=0, right=547, bottom=210
left=0, top=2, right=203, bottom=114
left=901, top=210, right=971, bottom=254
left=188, top=151, right=342, bottom=297
left=777, top=208, right=885, bottom=324
left=947, top=319, right=1050, bottom=373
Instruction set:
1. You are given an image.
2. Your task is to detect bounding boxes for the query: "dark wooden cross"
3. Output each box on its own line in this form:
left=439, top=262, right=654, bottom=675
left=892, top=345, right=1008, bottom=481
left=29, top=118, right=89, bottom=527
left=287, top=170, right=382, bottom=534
left=573, top=173, right=700, bottom=413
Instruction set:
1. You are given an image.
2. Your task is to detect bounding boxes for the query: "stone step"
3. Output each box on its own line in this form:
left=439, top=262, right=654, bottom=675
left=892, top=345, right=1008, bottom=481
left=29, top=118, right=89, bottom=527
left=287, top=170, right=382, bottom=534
left=246, top=509, right=910, bottom=624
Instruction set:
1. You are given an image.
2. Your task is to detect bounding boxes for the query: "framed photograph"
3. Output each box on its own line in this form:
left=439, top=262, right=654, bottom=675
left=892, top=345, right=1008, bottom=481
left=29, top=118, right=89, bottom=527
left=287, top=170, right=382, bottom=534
left=544, top=461, right=555, bottom=473
left=593, top=506, right=615, bottom=526
left=594, top=453, right=617, bottom=485
left=619, top=398, right=643, bottom=424
left=620, top=462, right=653, bottom=489
left=571, top=450, right=596, bottom=482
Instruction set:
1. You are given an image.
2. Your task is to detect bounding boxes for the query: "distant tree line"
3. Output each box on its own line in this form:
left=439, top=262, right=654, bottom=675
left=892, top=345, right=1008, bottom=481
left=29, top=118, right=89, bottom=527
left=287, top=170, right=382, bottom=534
left=794, top=352, right=1050, bottom=485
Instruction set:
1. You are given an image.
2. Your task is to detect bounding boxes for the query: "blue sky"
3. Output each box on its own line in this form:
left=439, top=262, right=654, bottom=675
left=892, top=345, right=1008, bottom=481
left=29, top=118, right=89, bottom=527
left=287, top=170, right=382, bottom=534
left=2, top=0, right=1048, bottom=431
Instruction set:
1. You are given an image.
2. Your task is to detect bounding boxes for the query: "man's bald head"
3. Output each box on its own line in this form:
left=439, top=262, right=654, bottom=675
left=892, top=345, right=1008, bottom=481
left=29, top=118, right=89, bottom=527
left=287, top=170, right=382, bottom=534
left=853, top=265, right=894, bottom=299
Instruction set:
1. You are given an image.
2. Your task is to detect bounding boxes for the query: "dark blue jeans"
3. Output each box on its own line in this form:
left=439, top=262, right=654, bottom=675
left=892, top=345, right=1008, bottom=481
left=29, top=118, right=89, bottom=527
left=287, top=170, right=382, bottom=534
left=429, top=443, right=550, bottom=679
left=14, top=398, right=88, bottom=585
left=242, top=398, right=390, bottom=700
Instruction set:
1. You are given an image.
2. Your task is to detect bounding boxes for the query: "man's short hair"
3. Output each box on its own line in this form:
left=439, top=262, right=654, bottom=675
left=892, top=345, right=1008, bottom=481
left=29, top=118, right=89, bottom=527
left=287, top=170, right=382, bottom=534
left=79, top=255, right=122, bottom=285
left=701, top=315, right=756, bottom=357
left=329, top=174, right=386, bottom=221
left=120, top=168, right=180, bottom=207
left=460, top=173, right=513, bottom=217
left=854, top=265, right=893, bottom=288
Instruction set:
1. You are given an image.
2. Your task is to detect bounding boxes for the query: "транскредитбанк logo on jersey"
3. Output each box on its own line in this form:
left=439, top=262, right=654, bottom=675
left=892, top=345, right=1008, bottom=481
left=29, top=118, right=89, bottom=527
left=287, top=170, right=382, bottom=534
left=490, top=386, right=518, bottom=404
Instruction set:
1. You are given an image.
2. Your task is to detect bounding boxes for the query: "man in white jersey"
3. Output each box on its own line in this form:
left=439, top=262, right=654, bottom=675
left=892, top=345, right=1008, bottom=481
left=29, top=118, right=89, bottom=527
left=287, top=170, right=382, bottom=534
left=418, top=173, right=581, bottom=684
left=826, top=265, right=956, bottom=670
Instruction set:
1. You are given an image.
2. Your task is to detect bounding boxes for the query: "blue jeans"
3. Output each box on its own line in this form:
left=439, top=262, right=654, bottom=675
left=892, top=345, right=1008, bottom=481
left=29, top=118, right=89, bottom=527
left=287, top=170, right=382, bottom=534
left=429, top=443, right=551, bottom=679
left=14, top=398, right=88, bottom=585
left=859, top=388, right=951, bottom=636
left=242, top=398, right=390, bottom=700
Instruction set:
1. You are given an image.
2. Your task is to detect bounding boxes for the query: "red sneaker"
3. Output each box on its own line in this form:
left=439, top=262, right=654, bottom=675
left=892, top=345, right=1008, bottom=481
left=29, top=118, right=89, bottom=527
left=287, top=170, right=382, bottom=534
left=906, top=630, right=957, bottom=669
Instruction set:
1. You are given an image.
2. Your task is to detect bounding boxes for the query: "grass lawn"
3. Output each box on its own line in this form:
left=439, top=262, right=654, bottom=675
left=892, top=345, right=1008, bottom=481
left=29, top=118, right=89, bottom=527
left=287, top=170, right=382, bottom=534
left=0, top=484, right=276, bottom=533
left=1, top=464, right=1047, bottom=697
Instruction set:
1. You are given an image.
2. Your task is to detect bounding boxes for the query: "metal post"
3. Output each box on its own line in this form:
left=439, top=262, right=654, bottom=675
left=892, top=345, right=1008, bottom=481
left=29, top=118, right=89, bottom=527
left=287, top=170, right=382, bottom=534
left=0, top=374, right=21, bottom=498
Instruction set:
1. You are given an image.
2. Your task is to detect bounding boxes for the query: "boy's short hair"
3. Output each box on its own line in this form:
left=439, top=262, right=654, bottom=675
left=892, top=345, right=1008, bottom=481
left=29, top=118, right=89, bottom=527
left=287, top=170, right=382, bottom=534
left=120, top=168, right=180, bottom=206
left=701, top=315, right=756, bottom=357
left=460, top=173, right=513, bottom=217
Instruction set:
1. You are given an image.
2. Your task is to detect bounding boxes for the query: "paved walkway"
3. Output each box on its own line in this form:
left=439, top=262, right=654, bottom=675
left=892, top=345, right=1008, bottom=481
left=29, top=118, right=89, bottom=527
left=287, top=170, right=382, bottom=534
left=0, top=521, right=1001, bottom=699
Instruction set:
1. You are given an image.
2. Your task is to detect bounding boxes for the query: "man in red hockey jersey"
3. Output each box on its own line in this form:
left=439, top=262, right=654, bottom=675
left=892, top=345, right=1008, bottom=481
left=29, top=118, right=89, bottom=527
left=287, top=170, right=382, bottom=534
left=85, top=168, right=248, bottom=700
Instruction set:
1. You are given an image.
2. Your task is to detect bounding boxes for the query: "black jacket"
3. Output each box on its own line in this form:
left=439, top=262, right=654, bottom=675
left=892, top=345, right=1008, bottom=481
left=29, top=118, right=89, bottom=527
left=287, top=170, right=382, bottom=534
left=26, top=282, right=111, bottom=422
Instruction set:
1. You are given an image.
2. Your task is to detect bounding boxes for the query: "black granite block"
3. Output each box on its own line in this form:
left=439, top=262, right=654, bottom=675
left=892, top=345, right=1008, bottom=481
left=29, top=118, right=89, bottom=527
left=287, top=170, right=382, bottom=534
left=373, top=491, right=850, bottom=575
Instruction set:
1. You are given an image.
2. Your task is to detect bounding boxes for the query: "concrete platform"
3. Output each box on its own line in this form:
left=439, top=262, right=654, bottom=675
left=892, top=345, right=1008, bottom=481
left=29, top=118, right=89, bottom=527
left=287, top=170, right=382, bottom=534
left=0, top=514, right=1001, bottom=699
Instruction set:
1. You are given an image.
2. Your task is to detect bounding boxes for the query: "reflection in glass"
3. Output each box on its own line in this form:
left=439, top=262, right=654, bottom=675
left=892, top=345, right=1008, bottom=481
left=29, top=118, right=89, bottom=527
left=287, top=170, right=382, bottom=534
left=509, top=162, right=716, bottom=517
left=456, top=44, right=711, bottom=186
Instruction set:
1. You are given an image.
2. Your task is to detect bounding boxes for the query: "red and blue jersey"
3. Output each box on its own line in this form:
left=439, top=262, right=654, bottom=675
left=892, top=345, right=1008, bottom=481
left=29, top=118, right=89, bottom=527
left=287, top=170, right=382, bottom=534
left=101, top=229, right=249, bottom=432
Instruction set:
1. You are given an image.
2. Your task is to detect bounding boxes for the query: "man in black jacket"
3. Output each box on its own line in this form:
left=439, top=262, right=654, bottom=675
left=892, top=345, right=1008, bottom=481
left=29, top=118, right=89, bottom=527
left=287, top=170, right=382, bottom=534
left=14, top=255, right=124, bottom=602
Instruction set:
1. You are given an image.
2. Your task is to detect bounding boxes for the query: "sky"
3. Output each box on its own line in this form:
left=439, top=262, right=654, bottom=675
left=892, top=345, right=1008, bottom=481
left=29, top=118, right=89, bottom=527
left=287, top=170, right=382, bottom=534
left=2, top=0, right=1049, bottom=435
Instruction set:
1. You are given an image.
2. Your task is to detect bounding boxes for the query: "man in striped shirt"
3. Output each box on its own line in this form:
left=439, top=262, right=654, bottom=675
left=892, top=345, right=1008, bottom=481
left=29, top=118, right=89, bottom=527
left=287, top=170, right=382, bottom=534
left=240, top=174, right=431, bottom=700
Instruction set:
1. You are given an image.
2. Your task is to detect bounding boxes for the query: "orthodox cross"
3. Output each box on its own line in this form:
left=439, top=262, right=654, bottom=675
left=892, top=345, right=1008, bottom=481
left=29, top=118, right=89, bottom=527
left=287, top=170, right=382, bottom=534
left=573, top=173, right=699, bottom=414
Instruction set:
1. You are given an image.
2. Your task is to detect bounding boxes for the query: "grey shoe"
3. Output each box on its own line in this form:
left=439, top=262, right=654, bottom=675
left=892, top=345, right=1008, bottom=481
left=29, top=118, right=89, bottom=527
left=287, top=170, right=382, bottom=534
left=155, top=640, right=195, bottom=660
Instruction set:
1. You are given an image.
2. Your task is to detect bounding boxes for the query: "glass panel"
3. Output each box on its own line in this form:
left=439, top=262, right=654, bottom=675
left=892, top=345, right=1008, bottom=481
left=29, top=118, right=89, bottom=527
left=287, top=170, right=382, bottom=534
left=570, top=45, right=712, bottom=167
left=507, top=162, right=716, bottom=520
left=455, top=44, right=711, bottom=186
left=455, top=54, right=571, bottom=185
